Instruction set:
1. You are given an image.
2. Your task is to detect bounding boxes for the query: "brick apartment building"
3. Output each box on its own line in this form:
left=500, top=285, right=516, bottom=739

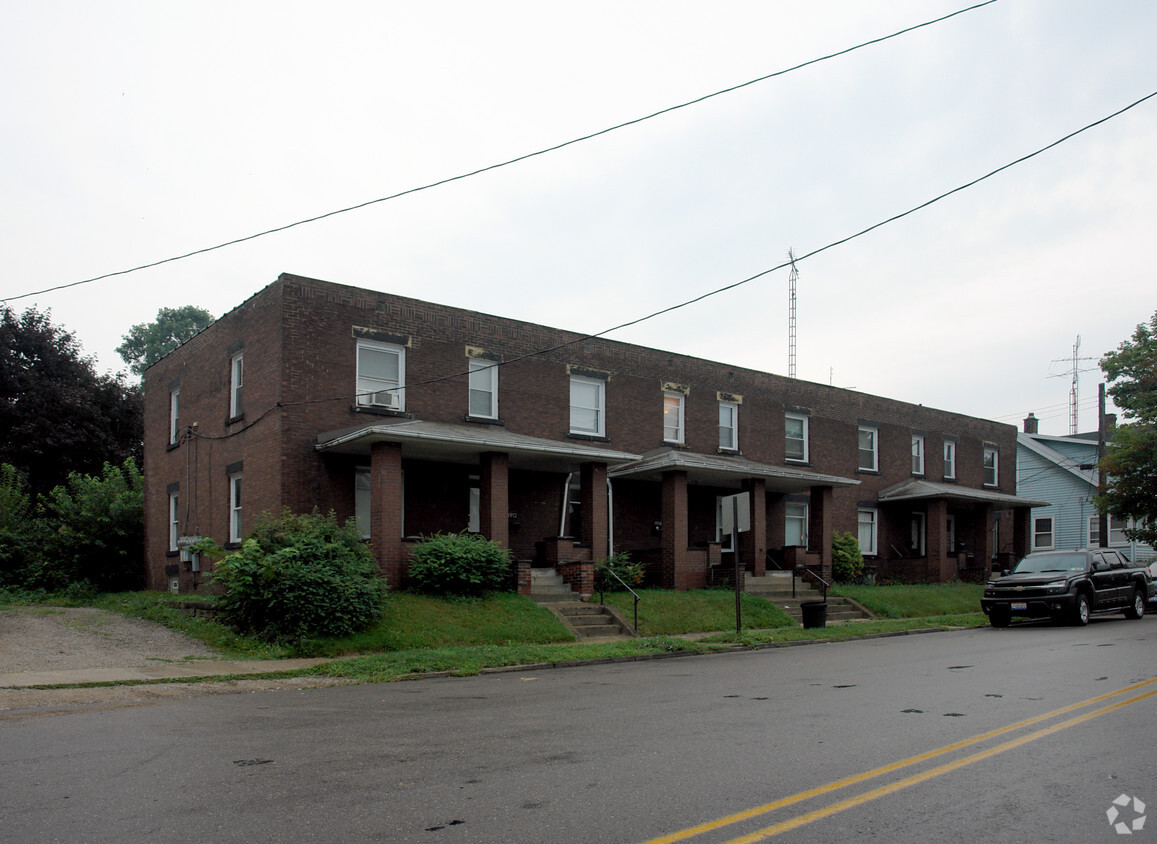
left=144, top=273, right=1039, bottom=594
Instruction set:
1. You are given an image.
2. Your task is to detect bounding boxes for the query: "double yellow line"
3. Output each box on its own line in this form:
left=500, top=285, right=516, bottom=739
left=644, top=677, right=1157, bottom=843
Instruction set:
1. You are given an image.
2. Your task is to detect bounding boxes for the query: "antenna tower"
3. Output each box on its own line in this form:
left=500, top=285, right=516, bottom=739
left=1068, top=335, right=1080, bottom=435
left=787, top=248, right=798, bottom=379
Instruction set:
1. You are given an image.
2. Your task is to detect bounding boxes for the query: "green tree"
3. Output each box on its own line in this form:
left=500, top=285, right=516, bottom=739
left=0, top=464, right=47, bottom=588
left=1, top=306, right=142, bottom=497
left=116, top=305, right=214, bottom=376
left=1098, top=311, right=1157, bottom=546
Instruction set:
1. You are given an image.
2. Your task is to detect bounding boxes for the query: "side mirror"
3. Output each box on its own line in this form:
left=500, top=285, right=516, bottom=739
left=1001, top=569, right=1011, bottom=577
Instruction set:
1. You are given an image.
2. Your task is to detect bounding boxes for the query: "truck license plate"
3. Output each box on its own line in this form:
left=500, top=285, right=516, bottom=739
left=1011, top=602, right=1027, bottom=611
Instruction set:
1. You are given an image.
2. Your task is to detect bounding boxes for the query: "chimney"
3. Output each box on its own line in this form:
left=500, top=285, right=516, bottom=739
left=1023, top=412, right=1039, bottom=434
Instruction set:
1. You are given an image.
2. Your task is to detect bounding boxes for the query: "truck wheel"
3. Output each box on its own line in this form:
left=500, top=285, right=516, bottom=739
left=1072, top=592, right=1091, bottom=626
left=989, top=608, right=1010, bottom=628
left=1124, top=589, right=1146, bottom=620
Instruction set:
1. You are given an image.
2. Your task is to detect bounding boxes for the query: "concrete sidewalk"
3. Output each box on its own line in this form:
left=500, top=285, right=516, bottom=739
left=0, top=658, right=333, bottom=689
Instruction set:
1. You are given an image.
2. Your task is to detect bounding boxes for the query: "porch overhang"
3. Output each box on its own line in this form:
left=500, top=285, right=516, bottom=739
left=315, top=419, right=640, bottom=472
left=608, top=448, right=859, bottom=493
left=876, top=479, right=1049, bottom=509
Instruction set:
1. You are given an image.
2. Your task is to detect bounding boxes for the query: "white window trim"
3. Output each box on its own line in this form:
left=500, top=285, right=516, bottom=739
left=943, top=439, right=957, bottom=480
left=468, top=358, right=498, bottom=419
left=911, top=434, right=925, bottom=476
left=229, top=352, right=244, bottom=418
left=785, top=501, right=808, bottom=548
left=169, top=389, right=180, bottom=445
left=858, top=508, right=878, bottom=556
left=910, top=512, right=926, bottom=556
left=569, top=375, right=606, bottom=437
left=228, top=473, right=243, bottom=544
left=785, top=413, right=809, bottom=462
left=662, top=392, right=685, bottom=444
left=983, top=447, right=999, bottom=487
left=1033, top=516, right=1055, bottom=551
left=1088, top=514, right=1130, bottom=547
left=356, top=339, right=406, bottom=411
left=719, top=401, right=739, bottom=451
left=168, top=493, right=180, bottom=552
left=858, top=426, right=878, bottom=472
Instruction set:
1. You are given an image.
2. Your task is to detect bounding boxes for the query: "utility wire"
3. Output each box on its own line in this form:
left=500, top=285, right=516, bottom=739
left=194, top=87, right=1157, bottom=439
left=2, top=0, right=1000, bottom=304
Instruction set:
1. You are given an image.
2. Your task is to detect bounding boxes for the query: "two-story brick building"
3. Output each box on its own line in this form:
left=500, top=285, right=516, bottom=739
left=144, top=273, right=1039, bottom=594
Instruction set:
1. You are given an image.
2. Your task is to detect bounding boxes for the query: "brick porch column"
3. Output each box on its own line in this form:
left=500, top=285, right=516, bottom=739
left=660, top=470, right=689, bottom=590
left=743, top=478, right=767, bottom=577
left=580, top=462, right=609, bottom=560
left=370, top=441, right=404, bottom=587
left=809, top=485, right=834, bottom=582
left=926, top=499, right=950, bottom=582
left=1012, top=507, right=1030, bottom=559
left=480, top=451, right=509, bottom=549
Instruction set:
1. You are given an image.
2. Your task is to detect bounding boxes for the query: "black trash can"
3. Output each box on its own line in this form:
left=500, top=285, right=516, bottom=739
left=800, top=600, right=827, bottom=629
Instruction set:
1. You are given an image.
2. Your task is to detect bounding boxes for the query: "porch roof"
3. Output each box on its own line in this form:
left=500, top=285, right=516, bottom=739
left=876, top=478, right=1049, bottom=509
left=608, top=448, right=859, bottom=493
left=315, top=419, right=640, bottom=471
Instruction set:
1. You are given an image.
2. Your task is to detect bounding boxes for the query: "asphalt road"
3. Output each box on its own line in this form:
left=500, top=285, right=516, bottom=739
left=4, top=616, right=1155, bottom=843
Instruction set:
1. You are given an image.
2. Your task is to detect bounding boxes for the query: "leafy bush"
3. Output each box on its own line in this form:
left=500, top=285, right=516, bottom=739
left=595, top=552, right=644, bottom=593
left=42, top=459, right=144, bottom=592
left=832, top=531, right=864, bottom=582
left=209, top=509, right=386, bottom=641
left=407, top=532, right=512, bottom=596
left=0, top=464, right=45, bottom=588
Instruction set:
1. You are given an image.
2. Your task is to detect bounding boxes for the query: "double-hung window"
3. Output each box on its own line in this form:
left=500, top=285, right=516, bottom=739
left=570, top=376, right=605, bottom=437
left=785, top=502, right=808, bottom=547
left=228, top=473, right=243, bottom=544
left=785, top=414, right=808, bottom=462
left=983, top=446, right=999, bottom=486
left=857, top=509, right=878, bottom=555
left=943, top=439, right=957, bottom=479
left=229, top=352, right=244, bottom=418
left=911, top=434, right=925, bottom=475
left=1089, top=515, right=1130, bottom=547
left=169, top=388, right=180, bottom=445
left=858, top=426, right=878, bottom=472
left=356, top=339, right=405, bottom=410
left=168, top=492, right=180, bottom=552
left=468, top=358, right=498, bottom=419
left=1033, top=516, right=1054, bottom=550
left=719, top=402, right=738, bottom=451
left=355, top=468, right=372, bottom=539
left=663, top=392, right=685, bottom=443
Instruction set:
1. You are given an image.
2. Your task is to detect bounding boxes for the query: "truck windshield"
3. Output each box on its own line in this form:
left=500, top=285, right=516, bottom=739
left=1014, top=554, right=1085, bottom=573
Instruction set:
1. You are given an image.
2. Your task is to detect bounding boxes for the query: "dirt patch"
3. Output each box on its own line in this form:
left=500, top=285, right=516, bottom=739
left=0, top=607, right=350, bottom=718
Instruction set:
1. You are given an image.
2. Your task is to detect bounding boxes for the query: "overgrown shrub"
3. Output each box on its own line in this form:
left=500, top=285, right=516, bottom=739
left=208, top=509, right=386, bottom=641
left=594, top=552, right=643, bottom=593
left=407, top=532, right=512, bottom=596
left=0, top=464, right=44, bottom=588
left=832, top=531, right=864, bottom=582
left=43, top=459, right=144, bottom=592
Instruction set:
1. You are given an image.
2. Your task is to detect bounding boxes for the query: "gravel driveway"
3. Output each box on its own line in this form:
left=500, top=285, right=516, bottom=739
left=0, top=607, right=345, bottom=718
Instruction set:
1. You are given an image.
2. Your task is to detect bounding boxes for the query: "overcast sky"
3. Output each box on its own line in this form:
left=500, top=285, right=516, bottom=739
left=3, top=0, right=1154, bottom=436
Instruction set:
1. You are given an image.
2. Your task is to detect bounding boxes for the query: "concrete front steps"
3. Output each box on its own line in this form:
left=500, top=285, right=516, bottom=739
left=530, top=568, right=637, bottom=640
left=745, top=572, right=873, bottom=624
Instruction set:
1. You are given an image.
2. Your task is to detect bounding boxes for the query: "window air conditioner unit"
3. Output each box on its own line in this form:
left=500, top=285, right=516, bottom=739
left=372, top=390, right=399, bottom=409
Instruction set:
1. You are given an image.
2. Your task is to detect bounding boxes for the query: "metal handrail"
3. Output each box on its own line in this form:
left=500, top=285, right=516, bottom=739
left=793, top=565, right=830, bottom=600
left=598, top=567, right=641, bottom=633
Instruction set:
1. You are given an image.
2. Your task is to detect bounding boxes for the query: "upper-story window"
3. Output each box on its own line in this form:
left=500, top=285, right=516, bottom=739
left=911, top=434, right=925, bottom=475
left=570, top=376, right=605, bottom=437
left=858, top=425, right=878, bottom=472
left=229, top=352, right=244, bottom=419
left=983, top=446, right=999, bottom=486
left=468, top=358, right=498, bottom=419
left=356, top=339, right=405, bottom=410
left=663, top=392, right=685, bottom=443
left=719, top=401, right=738, bottom=451
left=785, top=414, right=808, bottom=462
left=169, top=388, right=180, bottom=445
left=943, top=439, right=957, bottom=479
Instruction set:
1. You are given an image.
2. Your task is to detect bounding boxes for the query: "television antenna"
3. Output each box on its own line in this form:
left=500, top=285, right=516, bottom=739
left=1048, top=334, right=1098, bottom=434
left=787, top=248, right=798, bottom=379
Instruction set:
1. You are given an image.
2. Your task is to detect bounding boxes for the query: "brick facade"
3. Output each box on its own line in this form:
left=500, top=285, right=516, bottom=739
left=143, top=273, right=1033, bottom=593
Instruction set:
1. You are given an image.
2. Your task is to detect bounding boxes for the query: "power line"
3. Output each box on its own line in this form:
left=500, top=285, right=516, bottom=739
left=0, top=0, right=1001, bottom=304
left=197, top=87, right=1157, bottom=438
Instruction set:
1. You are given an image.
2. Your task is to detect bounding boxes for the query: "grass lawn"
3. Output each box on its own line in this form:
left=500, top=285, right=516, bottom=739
left=832, top=581, right=984, bottom=618
left=595, top=588, right=796, bottom=635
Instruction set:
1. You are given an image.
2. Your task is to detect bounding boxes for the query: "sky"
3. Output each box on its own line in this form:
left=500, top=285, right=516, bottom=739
left=3, top=0, right=1155, bottom=437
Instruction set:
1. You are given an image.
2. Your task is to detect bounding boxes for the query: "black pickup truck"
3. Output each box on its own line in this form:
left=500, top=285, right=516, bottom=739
left=981, top=549, right=1154, bottom=627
